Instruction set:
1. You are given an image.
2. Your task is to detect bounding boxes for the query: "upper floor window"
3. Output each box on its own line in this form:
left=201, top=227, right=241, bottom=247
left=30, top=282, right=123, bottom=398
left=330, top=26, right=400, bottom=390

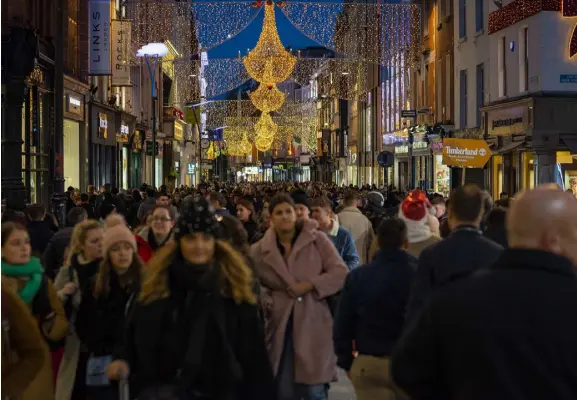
left=475, top=0, right=484, bottom=32
left=459, top=0, right=467, bottom=39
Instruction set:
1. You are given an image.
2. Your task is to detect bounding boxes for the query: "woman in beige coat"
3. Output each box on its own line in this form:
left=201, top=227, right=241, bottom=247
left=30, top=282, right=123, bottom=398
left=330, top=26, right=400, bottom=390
left=250, top=194, right=348, bottom=400
left=53, top=219, right=104, bottom=400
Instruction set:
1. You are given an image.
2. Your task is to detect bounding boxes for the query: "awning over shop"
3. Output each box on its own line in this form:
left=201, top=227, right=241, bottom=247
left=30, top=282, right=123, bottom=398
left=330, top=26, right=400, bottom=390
left=561, top=134, right=577, bottom=154
left=495, top=140, right=526, bottom=155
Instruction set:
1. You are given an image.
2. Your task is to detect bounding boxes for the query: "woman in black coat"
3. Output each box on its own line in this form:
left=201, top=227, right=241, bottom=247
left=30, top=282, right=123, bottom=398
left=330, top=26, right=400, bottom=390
left=107, top=199, right=275, bottom=400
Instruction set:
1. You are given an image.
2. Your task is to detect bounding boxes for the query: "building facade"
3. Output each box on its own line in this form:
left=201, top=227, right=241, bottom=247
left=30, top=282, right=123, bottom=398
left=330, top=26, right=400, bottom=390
left=481, top=0, right=577, bottom=198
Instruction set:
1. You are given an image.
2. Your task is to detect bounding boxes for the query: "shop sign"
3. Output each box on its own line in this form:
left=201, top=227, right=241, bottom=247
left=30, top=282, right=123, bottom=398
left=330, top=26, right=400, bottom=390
left=174, top=121, right=184, bottom=141
left=98, top=113, right=108, bottom=138
left=111, top=20, right=132, bottom=86
left=116, top=124, right=129, bottom=143
left=560, top=75, right=577, bottom=84
left=132, top=131, right=143, bottom=150
left=487, top=105, right=529, bottom=136
left=244, top=167, right=259, bottom=175
left=89, top=0, right=111, bottom=75
left=396, top=145, right=409, bottom=154
left=273, top=165, right=285, bottom=170
left=431, top=141, right=444, bottom=153
left=413, top=141, right=428, bottom=150
left=187, top=163, right=196, bottom=174
left=442, top=138, right=492, bottom=168
left=66, top=94, right=83, bottom=116
left=347, top=150, right=358, bottom=164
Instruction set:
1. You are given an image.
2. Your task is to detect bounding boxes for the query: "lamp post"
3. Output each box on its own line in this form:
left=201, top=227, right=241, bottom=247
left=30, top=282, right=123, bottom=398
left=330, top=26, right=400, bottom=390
left=137, top=43, right=169, bottom=189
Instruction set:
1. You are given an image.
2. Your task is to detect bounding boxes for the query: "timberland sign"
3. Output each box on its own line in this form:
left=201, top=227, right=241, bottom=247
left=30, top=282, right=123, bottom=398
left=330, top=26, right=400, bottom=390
left=442, top=138, right=492, bottom=168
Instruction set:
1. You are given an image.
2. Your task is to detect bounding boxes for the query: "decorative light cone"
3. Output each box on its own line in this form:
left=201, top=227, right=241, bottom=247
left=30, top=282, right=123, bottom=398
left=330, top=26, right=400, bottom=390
left=249, top=83, right=286, bottom=112
left=243, top=1, right=297, bottom=84
left=254, top=112, right=278, bottom=140
left=240, top=133, right=253, bottom=154
left=255, top=134, right=274, bottom=152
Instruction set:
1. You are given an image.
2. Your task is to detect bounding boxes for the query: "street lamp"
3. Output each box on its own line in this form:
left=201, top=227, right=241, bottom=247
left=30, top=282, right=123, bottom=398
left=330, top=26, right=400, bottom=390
left=137, top=42, right=169, bottom=189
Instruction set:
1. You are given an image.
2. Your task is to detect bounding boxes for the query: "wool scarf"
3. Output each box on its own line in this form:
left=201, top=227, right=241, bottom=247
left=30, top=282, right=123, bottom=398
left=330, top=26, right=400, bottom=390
left=1, top=257, right=44, bottom=304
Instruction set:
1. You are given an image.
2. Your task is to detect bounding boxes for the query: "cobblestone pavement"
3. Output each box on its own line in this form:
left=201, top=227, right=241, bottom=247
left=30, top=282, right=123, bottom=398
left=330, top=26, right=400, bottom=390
left=329, top=368, right=356, bottom=400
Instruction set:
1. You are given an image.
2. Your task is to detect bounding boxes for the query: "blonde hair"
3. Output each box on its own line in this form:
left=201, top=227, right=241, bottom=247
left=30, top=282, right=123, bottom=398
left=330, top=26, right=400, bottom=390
left=139, top=239, right=257, bottom=306
left=65, top=219, right=103, bottom=267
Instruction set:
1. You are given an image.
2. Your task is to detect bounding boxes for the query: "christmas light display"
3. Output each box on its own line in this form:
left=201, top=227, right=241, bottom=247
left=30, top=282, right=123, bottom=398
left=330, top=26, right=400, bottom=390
left=249, top=83, right=286, bottom=112
left=280, top=2, right=421, bottom=66
left=488, top=0, right=561, bottom=34
left=243, top=1, right=297, bottom=85
left=125, top=0, right=260, bottom=58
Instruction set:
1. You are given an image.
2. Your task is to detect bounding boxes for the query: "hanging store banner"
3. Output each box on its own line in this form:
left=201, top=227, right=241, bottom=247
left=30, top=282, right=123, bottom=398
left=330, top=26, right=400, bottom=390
left=111, top=20, right=132, bottom=86
left=89, top=0, right=111, bottom=75
left=442, top=138, right=492, bottom=168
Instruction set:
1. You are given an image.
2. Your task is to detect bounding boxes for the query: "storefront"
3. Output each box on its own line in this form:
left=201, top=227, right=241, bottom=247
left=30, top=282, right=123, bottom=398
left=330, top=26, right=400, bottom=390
left=394, top=145, right=409, bottom=191
left=130, top=129, right=145, bottom=188
left=346, top=147, right=358, bottom=187
left=90, top=103, right=118, bottom=189
left=63, top=84, right=86, bottom=191
left=186, top=162, right=197, bottom=186
left=116, top=115, right=136, bottom=190
left=431, top=141, right=450, bottom=197
left=299, top=154, right=311, bottom=182
left=411, top=140, right=432, bottom=190
left=262, top=157, right=273, bottom=182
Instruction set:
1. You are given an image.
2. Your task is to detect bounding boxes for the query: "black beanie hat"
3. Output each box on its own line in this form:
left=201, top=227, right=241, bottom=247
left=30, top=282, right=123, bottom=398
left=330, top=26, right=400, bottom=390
left=290, top=189, right=310, bottom=209
left=174, top=198, right=221, bottom=240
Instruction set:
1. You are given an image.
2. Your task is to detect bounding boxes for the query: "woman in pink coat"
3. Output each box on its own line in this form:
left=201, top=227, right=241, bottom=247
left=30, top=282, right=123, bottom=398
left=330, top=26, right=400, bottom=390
left=250, top=194, right=349, bottom=400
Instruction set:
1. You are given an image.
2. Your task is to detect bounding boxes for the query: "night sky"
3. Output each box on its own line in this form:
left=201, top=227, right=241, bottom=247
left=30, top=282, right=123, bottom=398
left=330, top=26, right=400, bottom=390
left=207, top=0, right=337, bottom=59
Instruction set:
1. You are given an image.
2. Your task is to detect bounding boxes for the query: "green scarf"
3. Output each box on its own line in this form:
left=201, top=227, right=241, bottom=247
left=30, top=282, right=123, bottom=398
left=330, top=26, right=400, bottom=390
left=1, top=257, right=44, bottom=304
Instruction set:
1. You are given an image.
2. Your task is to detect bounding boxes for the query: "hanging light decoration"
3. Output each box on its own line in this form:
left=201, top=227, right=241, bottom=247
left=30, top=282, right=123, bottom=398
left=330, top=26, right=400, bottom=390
left=240, top=133, right=253, bottom=154
left=249, top=83, right=286, bottom=112
left=255, top=133, right=274, bottom=152
left=254, top=112, right=278, bottom=140
left=243, top=1, right=296, bottom=85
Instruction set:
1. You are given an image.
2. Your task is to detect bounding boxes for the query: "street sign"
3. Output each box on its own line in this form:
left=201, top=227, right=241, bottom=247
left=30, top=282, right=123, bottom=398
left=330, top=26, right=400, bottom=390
left=401, top=110, right=417, bottom=118
left=442, top=138, right=492, bottom=168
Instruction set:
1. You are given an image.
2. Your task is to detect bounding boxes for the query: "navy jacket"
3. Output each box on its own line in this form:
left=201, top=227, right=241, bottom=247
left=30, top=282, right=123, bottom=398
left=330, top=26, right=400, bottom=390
left=393, top=249, right=577, bottom=400
left=328, top=225, right=359, bottom=271
left=406, top=226, right=503, bottom=322
left=333, top=249, right=417, bottom=371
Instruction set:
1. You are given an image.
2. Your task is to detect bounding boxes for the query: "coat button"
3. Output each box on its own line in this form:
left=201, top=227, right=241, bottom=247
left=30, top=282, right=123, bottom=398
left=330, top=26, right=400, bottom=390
left=297, top=297, right=303, bottom=302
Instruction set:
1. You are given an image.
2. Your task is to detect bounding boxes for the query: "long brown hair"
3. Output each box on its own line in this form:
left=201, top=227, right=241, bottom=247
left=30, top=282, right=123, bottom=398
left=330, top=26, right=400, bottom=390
left=93, top=248, right=143, bottom=298
left=139, top=239, right=257, bottom=305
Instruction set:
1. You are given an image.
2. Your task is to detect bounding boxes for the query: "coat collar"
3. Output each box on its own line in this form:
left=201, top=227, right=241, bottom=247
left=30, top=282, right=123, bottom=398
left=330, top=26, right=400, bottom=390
left=494, top=248, right=576, bottom=277
left=259, top=220, right=319, bottom=284
left=339, top=207, right=362, bottom=215
left=373, top=248, right=416, bottom=264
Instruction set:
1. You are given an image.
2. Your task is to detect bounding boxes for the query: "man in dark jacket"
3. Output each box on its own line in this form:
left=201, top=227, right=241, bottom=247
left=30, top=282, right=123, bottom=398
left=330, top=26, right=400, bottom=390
left=334, top=218, right=415, bottom=399
left=392, top=186, right=577, bottom=400
left=406, top=184, right=503, bottom=322
left=26, top=204, right=54, bottom=257
left=42, top=207, right=87, bottom=279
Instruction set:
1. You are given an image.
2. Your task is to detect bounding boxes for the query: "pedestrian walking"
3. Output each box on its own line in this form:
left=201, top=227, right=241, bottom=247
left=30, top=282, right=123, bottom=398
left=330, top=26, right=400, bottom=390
left=1, top=221, right=69, bottom=400
left=334, top=218, right=415, bottom=400
left=392, top=186, right=577, bottom=400
left=397, top=189, right=440, bottom=258
left=337, top=191, right=375, bottom=265
left=107, top=198, right=275, bottom=399
left=250, top=194, right=348, bottom=400
left=406, top=184, right=503, bottom=322
left=135, top=205, right=175, bottom=263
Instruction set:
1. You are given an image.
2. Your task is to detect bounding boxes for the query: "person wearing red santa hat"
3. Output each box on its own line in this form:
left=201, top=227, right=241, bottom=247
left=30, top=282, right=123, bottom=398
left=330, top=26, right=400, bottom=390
left=398, top=190, right=440, bottom=257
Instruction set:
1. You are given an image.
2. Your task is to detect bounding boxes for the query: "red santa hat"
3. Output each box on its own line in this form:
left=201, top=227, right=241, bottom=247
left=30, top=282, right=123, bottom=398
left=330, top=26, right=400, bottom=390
left=398, top=190, right=433, bottom=242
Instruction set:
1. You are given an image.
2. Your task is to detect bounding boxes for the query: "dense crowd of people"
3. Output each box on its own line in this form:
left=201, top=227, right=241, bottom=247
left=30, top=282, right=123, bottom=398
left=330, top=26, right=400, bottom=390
left=2, top=180, right=576, bottom=400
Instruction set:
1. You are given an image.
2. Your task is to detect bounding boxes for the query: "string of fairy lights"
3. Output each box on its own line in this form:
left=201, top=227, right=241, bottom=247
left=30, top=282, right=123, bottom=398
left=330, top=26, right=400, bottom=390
left=124, top=0, right=421, bottom=155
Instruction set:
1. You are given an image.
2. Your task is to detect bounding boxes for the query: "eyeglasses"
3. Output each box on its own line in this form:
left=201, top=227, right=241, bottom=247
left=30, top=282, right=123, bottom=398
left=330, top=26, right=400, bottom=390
left=152, top=216, right=172, bottom=222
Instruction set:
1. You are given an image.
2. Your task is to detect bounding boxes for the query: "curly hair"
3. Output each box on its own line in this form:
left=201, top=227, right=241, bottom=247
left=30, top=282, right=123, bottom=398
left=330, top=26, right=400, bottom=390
left=139, top=239, right=257, bottom=305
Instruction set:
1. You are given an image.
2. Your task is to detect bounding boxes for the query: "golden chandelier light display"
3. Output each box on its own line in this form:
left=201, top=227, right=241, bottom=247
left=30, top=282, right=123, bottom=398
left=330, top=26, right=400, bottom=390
left=249, top=83, right=286, bottom=112
left=254, top=112, right=278, bottom=152
left=243, top=1, right=297, bottom=85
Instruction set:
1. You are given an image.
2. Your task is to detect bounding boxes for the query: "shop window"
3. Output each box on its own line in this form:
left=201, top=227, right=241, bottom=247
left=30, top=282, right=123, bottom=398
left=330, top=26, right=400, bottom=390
left=492, top=155, right=504, bottom=200
left=522, top=152, right=534, bottom=189
left=63, top=119, right=80, bottom=190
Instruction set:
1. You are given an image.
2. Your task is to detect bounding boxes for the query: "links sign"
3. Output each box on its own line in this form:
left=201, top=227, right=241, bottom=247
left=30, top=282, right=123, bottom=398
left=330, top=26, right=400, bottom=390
left=442, top=138, right=492, bottom=168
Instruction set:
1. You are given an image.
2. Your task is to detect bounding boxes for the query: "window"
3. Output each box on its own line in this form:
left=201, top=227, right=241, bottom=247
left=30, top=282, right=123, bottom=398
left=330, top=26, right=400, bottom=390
left=459, top=0, right=467, bottom=39
left=476, top=63, right=484, bottom=127
left=520, top=27, right=529, bottom=92
left=66, top=0, right=79, bottom=76
left=475, top=0, right=484, bottom=32
left=423, top=0, right=430, bottom=36
left=498, top=36, right=507, bottom=97
left=460, top=69, right=468, bottom=129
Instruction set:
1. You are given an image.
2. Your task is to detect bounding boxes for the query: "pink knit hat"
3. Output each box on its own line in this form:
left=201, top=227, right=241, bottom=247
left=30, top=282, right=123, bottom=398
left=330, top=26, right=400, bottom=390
left=102, top=214, right=137, bottom=255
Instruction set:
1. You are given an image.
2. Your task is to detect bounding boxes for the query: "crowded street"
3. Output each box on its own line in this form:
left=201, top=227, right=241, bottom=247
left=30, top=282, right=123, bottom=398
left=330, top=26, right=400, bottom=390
left=2, top=0, right=577, bottom=399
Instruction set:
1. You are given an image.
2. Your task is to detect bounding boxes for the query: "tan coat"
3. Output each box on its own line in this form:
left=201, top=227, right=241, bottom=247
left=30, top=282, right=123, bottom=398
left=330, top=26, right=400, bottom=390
left=337, top=207, right=375, bottom=265
left=2, top=276, right=69, bottom=400
left=1, top=284, right=48, bottom=399
left=406, top=236, right=441, bottom=258
left=250, top=221, right=348, bottom=385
